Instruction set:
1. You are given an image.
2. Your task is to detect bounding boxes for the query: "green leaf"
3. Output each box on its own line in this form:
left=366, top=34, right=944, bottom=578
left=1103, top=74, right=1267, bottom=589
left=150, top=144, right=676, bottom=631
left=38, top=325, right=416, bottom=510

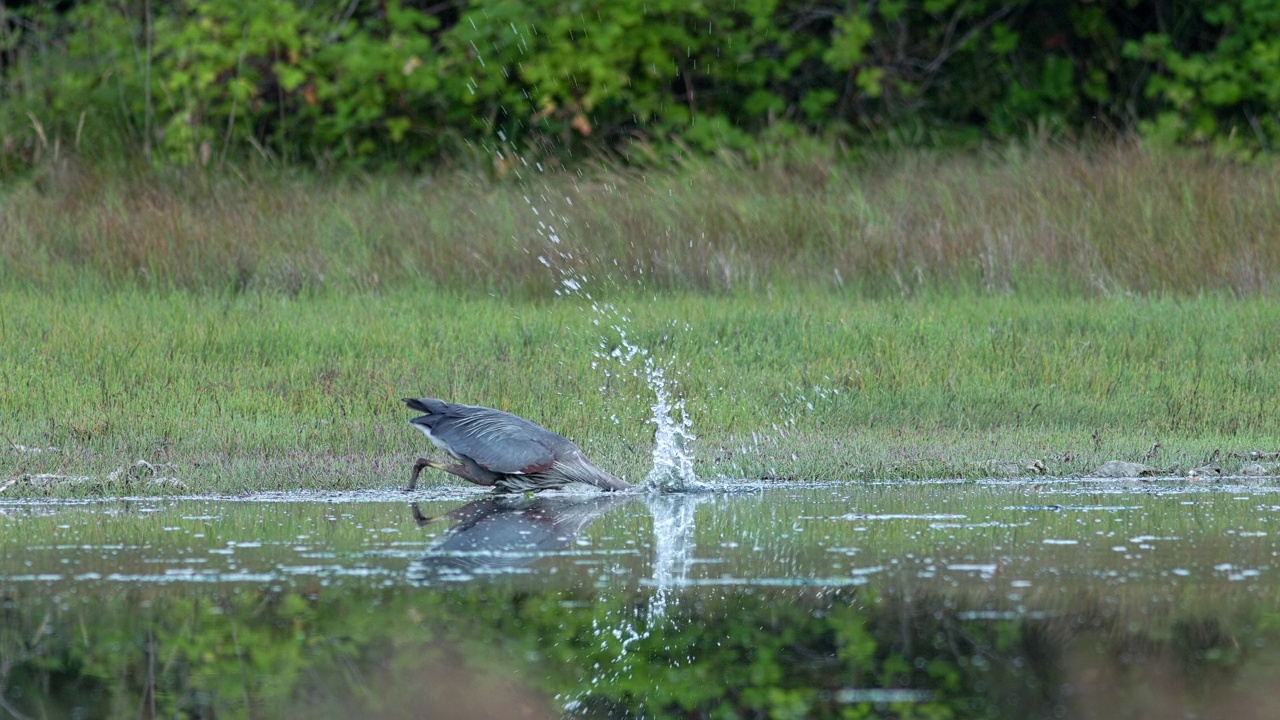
left=275, top=64, right=307, bottom=93
left=824, top=13, right=873, bottom=71
left=989, top=23, right=1019, bottom=56
left=386, top=116, right=411, bottom=142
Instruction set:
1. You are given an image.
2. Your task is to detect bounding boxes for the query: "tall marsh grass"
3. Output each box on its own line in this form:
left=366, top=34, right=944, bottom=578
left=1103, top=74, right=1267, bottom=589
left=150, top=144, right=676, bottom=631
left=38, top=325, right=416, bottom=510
left=3, top=141, right=1277, bottom=297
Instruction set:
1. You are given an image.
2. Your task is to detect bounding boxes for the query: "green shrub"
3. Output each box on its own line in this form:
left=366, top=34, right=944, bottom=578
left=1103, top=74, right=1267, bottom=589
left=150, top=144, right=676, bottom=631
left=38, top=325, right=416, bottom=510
left=3, top=0, right=1280, bottom=172
left=1125, top=0, right=1280, bottom=157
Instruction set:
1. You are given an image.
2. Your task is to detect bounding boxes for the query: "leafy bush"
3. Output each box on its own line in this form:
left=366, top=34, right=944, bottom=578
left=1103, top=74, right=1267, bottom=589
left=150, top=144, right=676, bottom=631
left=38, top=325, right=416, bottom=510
left=2, top=0, right=1279, bottom=172
left=1125, top=0, right=1280, bottom=156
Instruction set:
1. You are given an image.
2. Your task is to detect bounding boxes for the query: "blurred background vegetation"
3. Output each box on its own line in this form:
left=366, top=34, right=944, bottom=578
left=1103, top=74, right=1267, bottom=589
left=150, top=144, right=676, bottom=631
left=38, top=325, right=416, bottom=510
left=3, top=0, right=1279, bottom=175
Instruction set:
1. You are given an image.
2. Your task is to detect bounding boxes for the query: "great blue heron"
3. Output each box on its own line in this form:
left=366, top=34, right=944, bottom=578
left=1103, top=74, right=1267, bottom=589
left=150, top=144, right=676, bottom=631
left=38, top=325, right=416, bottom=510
left=404, top=397, right=631, bottom=493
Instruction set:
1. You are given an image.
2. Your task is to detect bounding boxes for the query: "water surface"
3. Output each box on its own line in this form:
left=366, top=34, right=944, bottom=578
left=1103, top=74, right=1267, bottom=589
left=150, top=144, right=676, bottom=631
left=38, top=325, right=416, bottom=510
left=3, top=479, right=1279, bottom=718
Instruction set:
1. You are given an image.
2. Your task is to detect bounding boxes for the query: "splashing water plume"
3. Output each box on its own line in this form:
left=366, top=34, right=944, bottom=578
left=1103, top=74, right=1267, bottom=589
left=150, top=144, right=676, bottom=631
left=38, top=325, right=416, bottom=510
left=514, top=171, right=703, bottom=492
left=642, top=365, right=703, bottom=492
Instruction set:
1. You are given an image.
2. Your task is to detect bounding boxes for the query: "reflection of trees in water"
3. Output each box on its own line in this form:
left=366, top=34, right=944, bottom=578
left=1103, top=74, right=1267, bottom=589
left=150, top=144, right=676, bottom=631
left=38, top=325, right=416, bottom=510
left=0, top=583, right=1275, bottom=718
left=548, top=591, right=1278, bottom=719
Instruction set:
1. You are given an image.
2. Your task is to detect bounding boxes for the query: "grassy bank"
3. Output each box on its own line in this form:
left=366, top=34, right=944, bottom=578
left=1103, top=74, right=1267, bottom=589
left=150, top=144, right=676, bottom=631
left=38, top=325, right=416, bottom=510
left=3, top=142, right=1277, bottom=495
left=1, top=287, right=1276, bottom=495
left=3, top=141, right=1279, bottom=298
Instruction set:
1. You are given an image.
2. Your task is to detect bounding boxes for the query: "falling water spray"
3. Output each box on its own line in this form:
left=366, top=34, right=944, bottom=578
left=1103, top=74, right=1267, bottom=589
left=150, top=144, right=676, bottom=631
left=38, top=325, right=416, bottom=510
left=518, top=186, right=703, bottom=491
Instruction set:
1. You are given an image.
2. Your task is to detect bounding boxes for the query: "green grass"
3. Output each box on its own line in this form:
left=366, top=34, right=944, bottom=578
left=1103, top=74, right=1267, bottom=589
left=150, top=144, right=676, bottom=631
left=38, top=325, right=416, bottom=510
left=1, top=287, right=1276, bottom=495
left=3, top=142, right=1278, bottom=495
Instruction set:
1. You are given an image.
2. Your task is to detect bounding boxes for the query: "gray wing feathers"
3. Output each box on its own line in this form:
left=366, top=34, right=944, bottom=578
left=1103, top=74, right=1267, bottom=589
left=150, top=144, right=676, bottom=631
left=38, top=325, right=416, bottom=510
left=433, top=408, right=559, bottom=475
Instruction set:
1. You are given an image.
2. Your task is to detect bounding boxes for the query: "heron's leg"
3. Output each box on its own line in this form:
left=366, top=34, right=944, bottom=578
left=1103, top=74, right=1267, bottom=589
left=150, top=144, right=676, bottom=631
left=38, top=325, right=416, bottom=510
left=407, top=455, right=501, bottom=489
left=455, top=456, right=501, bottom=486
left=429, top=459, right=499, bottom=486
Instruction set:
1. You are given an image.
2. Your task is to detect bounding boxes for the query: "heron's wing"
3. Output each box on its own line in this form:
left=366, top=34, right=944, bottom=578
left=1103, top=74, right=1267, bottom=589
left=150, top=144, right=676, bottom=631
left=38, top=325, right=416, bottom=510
left=432, top=410, right=559, bottom=475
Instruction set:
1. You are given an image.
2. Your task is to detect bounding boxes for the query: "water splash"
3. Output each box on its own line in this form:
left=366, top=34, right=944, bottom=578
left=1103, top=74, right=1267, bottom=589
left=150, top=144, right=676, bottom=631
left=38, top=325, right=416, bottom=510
left=515, top=180, right=702, bottom=491
left=642, top=364, right=703, bottom=492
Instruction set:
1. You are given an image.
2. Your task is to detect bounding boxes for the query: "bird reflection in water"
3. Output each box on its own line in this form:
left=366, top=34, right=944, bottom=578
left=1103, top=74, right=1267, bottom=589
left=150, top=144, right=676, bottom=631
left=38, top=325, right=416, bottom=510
left=407, top=494, right=634, bottom=584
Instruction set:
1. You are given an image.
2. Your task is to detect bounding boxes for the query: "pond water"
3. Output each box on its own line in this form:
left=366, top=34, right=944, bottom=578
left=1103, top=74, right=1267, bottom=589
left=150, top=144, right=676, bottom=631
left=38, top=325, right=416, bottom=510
left=3, top=478, right=1280, bottom=718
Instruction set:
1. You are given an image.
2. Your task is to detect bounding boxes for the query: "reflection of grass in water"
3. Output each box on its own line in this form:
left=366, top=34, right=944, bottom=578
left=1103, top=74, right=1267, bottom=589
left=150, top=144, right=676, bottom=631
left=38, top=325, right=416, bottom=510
left=1, top=287, right=1278, bottom=495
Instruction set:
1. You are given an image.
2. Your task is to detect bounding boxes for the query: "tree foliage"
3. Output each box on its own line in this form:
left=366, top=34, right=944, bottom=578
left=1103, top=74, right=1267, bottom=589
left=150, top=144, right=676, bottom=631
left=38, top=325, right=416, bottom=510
left=1, top=0, right=1278, bottom=172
